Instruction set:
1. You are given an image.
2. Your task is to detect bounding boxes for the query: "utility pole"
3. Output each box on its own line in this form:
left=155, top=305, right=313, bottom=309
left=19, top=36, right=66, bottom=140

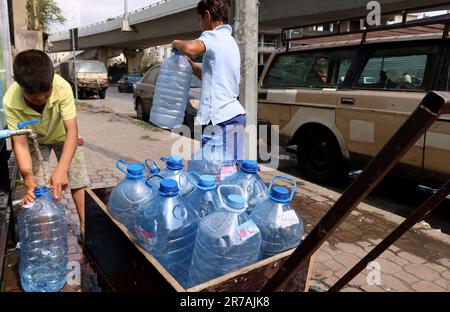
left=233, top=0, right=259, bottom=161
left=122, top=0, right=133, bottom=32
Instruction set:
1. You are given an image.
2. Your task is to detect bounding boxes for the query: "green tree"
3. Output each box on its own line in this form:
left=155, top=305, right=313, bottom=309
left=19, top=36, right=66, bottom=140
left=141, top=51, right=160, bottom=74
left=27, top=0, right=66, bottom=31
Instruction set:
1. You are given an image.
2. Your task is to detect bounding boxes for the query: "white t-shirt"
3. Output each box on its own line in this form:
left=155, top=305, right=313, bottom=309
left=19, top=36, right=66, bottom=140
left=196, top=24, right=246, bottom=126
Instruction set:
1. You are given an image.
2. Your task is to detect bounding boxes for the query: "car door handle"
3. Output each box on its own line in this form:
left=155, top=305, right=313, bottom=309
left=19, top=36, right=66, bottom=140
left=341, top=98, right=355, bottom=105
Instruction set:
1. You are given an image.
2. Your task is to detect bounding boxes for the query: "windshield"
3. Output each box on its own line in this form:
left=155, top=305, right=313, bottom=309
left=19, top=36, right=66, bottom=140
left=127, top=76, right=141, bottom=83
left=76, top=61, right=106, bottom=73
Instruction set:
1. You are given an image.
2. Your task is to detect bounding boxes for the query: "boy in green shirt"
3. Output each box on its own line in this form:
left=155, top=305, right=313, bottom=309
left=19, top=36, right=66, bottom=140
left=3, top=50, right=89, bottom=236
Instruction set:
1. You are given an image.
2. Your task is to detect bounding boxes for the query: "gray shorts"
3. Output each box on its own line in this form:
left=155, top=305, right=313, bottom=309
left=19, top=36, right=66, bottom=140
left=28, top=141, right=90, bottom=190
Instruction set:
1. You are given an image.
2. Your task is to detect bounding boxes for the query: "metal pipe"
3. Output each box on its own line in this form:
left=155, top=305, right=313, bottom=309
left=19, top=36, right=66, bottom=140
left=329, top=179, right=450, bottom=292
left=262, top=91, right=450, bottom=292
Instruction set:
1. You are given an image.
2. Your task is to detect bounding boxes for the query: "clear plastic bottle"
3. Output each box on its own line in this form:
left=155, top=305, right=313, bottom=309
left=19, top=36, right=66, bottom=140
left=222, top=160, right=268, bottom=213
left=17, top=186, right=68, bottom=292
left=250, top=176, right=304, bottom=259
left=188, top=135, right=237, bottom=181
left=188, top=185, right=262, bottom=287
left=157, top=156, right=194, bottom=196
left=150, top=51, right=192, bottom=129
left=184, top=173, right=222, bottom=218
left=108, top=160, right=154, bottom=232
left=134, top=179, right=200, bottom=287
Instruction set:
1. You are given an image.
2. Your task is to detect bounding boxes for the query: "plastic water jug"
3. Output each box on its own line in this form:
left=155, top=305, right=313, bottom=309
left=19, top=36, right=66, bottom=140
left=184, top=172, right=222, bottom=218
left=188, top=135, right=237, bottom=181
left=134, top=179, right=200, bottom=287
left=157, top=156, right=194, bottom=195
left=150, top=51, right=192, bottom=129
left=17, top=186, right=68, bottom=292
left=222, top=160, right=268, bottom=213
left=188, top=185, right=262, bottom=287
left=108, top=160, right=154, bottom=231
left=250, top=176, right=304, bottom=259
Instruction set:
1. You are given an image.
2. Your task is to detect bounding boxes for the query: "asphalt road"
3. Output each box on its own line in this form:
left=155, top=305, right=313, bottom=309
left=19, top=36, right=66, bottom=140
left=83, top=87, right=450, bottom=235
left=81, top=85, right=137, bottom=118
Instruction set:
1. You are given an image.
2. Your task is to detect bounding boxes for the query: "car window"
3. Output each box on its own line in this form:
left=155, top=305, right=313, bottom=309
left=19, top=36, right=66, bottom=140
left=262, top=49, right=356, bottom=89
left=145, top=67, right=159, bottom=84
left=356, top=55, right=428, bottom=90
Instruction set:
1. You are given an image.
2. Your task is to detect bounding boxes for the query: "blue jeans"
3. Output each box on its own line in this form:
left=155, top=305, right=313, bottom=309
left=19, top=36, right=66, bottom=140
left=202, top=114, right=247, bottom=161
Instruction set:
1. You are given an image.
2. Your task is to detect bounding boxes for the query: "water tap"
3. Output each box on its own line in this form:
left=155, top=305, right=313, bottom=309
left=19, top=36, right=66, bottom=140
left=0, top=120, right=39, bottom=140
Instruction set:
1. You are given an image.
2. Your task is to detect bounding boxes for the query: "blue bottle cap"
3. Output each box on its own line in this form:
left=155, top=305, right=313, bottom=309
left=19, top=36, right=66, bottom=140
left=163, top=156, right=184, bottom=170
left=127, top=163, right=145, bottom=178
left=199, top=175, right=216, bottom=189
left=269, top=186, right=290, bottom=203
left=227, top=195, right=245, bottom=210
left=33, top=186, right=49, bottom=197
left=159, top=179, right=180, bottom=196
left=240, top=160, right=258, bottom=174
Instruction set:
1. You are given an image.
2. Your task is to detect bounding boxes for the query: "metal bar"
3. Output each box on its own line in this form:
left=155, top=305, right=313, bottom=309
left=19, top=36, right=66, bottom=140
left=329, top=179, right=450, bottom=292
left=262, top=91, right=450, bottom=292
left=282, top=1, right=450, bottom=34
left=282, top=15, right=450, bottom=44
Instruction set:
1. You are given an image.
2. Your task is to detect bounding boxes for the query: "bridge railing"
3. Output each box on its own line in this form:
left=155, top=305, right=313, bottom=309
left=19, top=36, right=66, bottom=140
left=51, top=0, right=171, bottom=36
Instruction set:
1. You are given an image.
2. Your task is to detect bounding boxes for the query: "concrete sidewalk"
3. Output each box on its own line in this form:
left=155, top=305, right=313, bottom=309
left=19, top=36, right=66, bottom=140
left=4, top=103, right=450, bottom=292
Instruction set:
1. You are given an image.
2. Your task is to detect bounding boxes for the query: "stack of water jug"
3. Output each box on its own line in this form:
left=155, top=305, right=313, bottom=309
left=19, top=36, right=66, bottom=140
left=108, top=137, right=305, bottom=288
left=16, top=186, right=68, bottom=292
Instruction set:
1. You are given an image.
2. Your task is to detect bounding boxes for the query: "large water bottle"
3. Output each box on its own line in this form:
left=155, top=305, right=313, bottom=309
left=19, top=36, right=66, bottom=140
left=157, top=156, right=194, bottom=196
left=150, top=51, right=192, bottom=129
left=222, top=160, right=268, bottom=213
left=250, top=176, right=304, bottom=259
left=134, top=179, right=200, bottom=287
left=17, top=186, right=68, bottom=292
left=108, top=160, right=154, bottom=231
left=188, top=185, right=262, bottom=287
left=188, top=135, right=237, bottom=181
left=184, top=173, right=222, bottom=218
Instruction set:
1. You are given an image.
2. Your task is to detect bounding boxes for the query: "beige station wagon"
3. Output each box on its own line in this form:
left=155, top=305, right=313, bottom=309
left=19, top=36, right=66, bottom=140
left=258, top=30, right=450, bottom=186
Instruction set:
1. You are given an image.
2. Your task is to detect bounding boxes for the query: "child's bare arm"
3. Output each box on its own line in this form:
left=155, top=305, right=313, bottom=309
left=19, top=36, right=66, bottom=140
left=12, top=136, right=36, bottom=204
left=49, top=118, right=78, bottom=198
left=173, top=40, right=206, bottom=58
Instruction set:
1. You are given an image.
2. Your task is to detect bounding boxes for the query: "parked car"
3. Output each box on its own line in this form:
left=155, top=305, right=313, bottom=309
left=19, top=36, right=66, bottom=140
left=133, top=65, right=201, bottom=133
left=258, top=32, right=450, bottom=186
left=118, top=75, right=142, bottom=93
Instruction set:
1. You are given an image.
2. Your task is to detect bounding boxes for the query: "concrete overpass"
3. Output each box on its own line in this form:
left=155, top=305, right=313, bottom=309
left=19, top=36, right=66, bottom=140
left=48, top=0, right=450, bottom=73
left=49, top=0, right=450, bottom=53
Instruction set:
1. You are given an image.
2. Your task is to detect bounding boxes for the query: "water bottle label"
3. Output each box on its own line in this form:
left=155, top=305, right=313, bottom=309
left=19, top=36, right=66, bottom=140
left=134, top=226, right=154, bottom=245
left=281, top=210, right=299, bottom=227
left=237, top=220, right=260, bottom=241
left=220, top=166, right=237, bottom=181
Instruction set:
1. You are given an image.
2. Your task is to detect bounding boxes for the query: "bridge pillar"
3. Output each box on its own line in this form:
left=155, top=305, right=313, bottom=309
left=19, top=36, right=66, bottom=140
left=123, top=49, right=145, bottom=75
left=95, top=47, right=109, bottom=68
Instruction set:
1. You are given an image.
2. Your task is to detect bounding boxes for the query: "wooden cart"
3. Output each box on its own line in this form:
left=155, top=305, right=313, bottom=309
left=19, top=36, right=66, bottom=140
left=84, top=187, right=314, bottom=292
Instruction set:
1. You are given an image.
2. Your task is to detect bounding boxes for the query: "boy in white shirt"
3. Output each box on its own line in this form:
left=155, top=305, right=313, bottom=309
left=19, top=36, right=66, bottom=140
left=173, top=0, right=246, bottom=161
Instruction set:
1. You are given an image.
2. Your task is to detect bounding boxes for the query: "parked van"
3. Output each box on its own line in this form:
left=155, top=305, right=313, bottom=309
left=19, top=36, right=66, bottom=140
left=60, top=60, right=109, bottom=99
left=258, top=31, right=450, bottom=186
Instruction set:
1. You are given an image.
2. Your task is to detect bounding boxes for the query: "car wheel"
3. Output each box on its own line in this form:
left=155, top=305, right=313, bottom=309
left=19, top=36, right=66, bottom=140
left=118, top=86, right=122, bottom=93
left=297, top=127, right=343, bottom=182
left=99, top=90, right=106, bottom=99
left=136, top=99, right=147, bottom=121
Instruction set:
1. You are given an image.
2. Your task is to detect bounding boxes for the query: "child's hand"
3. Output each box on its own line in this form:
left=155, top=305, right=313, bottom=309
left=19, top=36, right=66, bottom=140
left=188, top=58, right=202, bottom=80
left=23, top=180, right=37, bottom=206
left=48, top=168, right=69, bottom=199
